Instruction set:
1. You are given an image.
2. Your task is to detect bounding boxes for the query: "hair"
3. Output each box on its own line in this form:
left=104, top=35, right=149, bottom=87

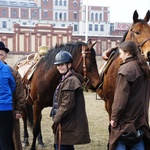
left=119, top=40, right=150, bottom=79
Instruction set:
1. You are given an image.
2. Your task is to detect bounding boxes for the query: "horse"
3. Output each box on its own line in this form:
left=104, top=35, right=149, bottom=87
left=16, top=39, right=101, bottom=150
left=97, top=10, right=150, bottom=121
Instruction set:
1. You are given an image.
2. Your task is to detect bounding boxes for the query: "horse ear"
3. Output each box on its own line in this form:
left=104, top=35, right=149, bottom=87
left=92, top=41, right=97, bottom=47
left=133, top=10, right=139, bottom=23
left=87, top=41, right=97, bottom=50
left=55, top=43, right=59, bottom=48
left=87, top=39, right=92, bottom=44
left=144, top=10, right=150, bottom=22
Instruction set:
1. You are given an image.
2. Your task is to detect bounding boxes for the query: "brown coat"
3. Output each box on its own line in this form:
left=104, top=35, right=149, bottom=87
left=109, top=58, right=150, bottom=150
left=11, top=67, right=25, bottom=150
left=53, top=71, right=91, bottom=145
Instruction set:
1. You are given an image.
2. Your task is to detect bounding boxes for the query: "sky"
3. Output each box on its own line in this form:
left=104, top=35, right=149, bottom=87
left=82, top=0, right=150, bottom=23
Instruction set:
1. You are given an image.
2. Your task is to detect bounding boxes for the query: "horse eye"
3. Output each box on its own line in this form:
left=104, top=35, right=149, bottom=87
left=135, top=31, right=140, bottom=35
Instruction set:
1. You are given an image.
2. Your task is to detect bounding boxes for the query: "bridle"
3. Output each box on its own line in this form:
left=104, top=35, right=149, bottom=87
left=129, top=22, right=150, bottom=54
left=74, top=45, right=91, bottom=88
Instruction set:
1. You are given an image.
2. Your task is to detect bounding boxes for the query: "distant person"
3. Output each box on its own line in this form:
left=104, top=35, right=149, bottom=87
left=0, top=41, right=25, bottom=150
left=50, top=50, right=91, bottom=150
left=109, top=40, right=150, bottom=150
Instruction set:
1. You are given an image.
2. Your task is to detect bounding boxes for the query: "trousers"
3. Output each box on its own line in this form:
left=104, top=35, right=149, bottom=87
left=116, top=139, right=144, bottom=150
left=0, top=111, right=13, bottom=150
left=55, top=144, right=74, bottom=150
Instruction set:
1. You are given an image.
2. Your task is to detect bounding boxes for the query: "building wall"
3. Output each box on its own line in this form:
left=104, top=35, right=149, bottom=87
left=0, top=0, right=111, bottom=36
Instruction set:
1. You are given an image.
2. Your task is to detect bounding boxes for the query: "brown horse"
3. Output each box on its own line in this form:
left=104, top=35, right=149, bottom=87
left=97, top=10, right=150, bottom=120
left=16, top=39, right=101, bottom=150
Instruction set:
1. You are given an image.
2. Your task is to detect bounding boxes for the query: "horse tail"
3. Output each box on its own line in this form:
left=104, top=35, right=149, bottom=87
left=26, top=103, right=34, bottom=128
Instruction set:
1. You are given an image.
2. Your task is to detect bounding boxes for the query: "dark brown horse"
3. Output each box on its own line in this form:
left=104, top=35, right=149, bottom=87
left=97, top=10, right=150, bottom=120
left=17, top=40, right=100, bottom=150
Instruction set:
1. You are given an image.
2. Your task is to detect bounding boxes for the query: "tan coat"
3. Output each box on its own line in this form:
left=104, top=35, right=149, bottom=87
left=53, top=71, right=90, bottom=145
left=109, top=58, right=150, bottom=150
left=11, top=67, right=25, bottom=150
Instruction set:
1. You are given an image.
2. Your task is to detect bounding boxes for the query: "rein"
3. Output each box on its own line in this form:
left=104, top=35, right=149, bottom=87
left=74, top=45, right=91, bottom=88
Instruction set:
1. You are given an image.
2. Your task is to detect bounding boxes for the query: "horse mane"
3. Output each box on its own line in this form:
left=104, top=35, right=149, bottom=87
left=121, top=31, right=128, bottom=43
left=38, top=41, right=87, bottom=70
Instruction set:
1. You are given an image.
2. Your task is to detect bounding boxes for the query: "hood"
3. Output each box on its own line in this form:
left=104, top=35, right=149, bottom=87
left=72, top=70, right=84, bottom=84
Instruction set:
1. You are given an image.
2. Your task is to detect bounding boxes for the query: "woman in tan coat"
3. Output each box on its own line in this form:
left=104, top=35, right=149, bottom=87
left=109, top=41, right=150, bottom=150
left=50, top=50, right=90, bottom=150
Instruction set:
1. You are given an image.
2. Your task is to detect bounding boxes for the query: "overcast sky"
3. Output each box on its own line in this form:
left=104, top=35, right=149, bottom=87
left=82, top=0, right=150, bottom=22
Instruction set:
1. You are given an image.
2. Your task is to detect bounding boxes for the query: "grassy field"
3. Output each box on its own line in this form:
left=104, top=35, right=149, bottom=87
left=20, top=92, right=110, bottom=150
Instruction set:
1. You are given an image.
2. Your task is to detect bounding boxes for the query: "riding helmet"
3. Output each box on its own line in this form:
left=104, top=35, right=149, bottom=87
left=54, top=50, right=73, bottom=64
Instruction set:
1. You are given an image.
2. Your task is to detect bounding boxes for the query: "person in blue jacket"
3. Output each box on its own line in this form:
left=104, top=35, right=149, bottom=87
left=0, top=60, right=16, bottom=150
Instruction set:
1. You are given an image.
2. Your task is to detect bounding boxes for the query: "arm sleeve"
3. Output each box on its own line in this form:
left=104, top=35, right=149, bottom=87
left=14, top=71, right=25, bottom=113
left=8, top=67, right=16, bottom=93
left=111, top=74, right=130, bottom=122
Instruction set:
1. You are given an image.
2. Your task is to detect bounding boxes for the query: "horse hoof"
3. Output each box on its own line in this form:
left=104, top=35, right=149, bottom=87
left=38, top=143, right=46, bottom=148
left=22, top=142, right=29, bottom=148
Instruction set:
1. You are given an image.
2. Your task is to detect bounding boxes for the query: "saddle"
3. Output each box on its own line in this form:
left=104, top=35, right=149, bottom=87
left=16, top=53, right=44, bottom=102
left=98, top=47, right=118, bottom=89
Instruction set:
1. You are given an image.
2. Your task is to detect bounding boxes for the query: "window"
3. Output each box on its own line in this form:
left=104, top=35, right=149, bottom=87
left=95, top=24, right=98, bottom=31
left=100, top=25, right=104, bottom=31
left=99, top=13, right=102, bottom=21
left=61, top=24, right=65, bottom=27
left=55, top=12, right=58, bottom=20
left=2, top=21, right=7, bottom=28
left=74, top=13, right=77, bottom=19
left=44, top=12, right=48, bottom=18
left=74, top=24, right=78, bottom=31
left=55, top=0, right=58, bottom=5
left=0, top=1, right=7, bottom=5
left=23, top=22, right=27, bottom=25
left=89, top=24, right=92, bottom=31
left=43, top=0, right=48, bottom=5
left=95, top=13, right=98, bottom=21
left=20, top=2, right=27, bottom=6
left=73, top=1, right=77, bottom=7
left=64, top=13, right=67, bottom=20
left=12, top=10, right=17, bottom=16
left=10, top=2, right=17, bottom=5
left=59, top=12, right=62, bottom=19
left=22, top=11, right=27, bottom=17
left=59, top=0, right=62, bottom=6
left=29, top=3, right=36, bottom=6
left=2, top=9, right=6, bottom=16
left=91, top=13, right=93, bottom=21
left=32, top=11, right=37, bottom=17
left=64, top=0, right=66, bottom=6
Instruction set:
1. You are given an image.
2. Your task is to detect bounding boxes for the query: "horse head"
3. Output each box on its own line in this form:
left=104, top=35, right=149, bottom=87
left=125, top=10, right=150, bottom=61
left=73, top=40, right=100, bottom=91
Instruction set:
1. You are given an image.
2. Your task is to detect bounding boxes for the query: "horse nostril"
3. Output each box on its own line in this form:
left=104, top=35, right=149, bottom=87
left=147, top=51, right=150, bottom=62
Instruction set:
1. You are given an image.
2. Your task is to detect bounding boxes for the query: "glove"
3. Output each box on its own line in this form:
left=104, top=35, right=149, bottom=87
left=52, top=122, right=57, bottom=134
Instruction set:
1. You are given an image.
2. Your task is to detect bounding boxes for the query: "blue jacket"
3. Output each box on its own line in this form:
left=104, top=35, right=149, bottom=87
left=0, top=61, right=16, bottom=111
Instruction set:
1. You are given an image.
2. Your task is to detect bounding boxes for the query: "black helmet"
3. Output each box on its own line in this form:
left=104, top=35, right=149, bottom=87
left=54, top=50, right=73, bottom=65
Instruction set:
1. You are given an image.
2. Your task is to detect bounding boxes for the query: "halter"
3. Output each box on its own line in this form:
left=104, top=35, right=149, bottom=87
left=129, top=23, right=150, bottom=53
left=74, top=45, right=91, bottom=88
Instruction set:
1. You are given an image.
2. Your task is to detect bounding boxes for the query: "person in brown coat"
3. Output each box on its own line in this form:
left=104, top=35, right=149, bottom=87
left=0, top=41, right=25, bottom=150
left=50, top=50, right=91, bottom=150
left=109, top=40, right=150, bottom=150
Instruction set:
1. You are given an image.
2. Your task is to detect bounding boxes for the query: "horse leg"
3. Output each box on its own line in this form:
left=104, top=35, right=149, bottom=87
left=37, top=131, right=45, bottom=148
left=105, top=100, right=112, bottom=121
left=30, top=102, right=43, bottom=150
left=22, top=107, right=30, bottom=148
